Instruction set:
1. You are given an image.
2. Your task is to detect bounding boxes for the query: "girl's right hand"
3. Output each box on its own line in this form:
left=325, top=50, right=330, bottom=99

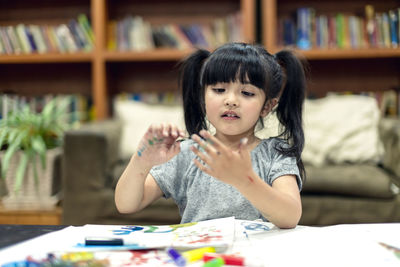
left=133, top=123, right=185, bottom=168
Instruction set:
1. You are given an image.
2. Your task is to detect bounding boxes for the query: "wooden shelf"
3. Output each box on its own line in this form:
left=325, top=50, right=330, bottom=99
left=296, top=48, right=400, bottom=60
left=262, top=0, right=400, bottom=97
left=104, top=48, right=195, bottom=62
left=0, top=53, right=93, bottom=63
left=0, top=0, right=256, bottom=119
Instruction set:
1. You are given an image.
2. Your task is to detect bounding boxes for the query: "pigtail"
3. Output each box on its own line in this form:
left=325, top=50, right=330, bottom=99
left=178, top=49, right=210, bottom=135
left=274, top=50, right=307, bottom=181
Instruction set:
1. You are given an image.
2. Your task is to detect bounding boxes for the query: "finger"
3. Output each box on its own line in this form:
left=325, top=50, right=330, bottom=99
left=198, top=130, right=227, bottom=154
left=192, top=158, right=212, bottom=175
left=150, top=124, right=161, bottom=139
left=178, top=127, right=186, bottom=138
left=162, top=123, right=171, bottom=137
left=239, top=137, right=248, bottom=150
left=170, top=124, right=179, bottom=138
left=190, top=145, right=213, bottom=166
left=191, top=134, right=218, bottom=156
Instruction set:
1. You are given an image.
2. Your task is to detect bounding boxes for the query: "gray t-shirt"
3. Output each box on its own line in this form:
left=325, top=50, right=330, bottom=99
left=150, top=138, right=301, bottom=223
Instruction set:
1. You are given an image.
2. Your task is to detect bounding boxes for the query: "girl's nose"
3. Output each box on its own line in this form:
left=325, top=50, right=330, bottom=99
left=224, top=93, right=238, bottom=107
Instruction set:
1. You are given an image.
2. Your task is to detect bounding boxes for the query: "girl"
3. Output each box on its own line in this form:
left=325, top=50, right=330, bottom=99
left=115, top=42, right=306, bottom=229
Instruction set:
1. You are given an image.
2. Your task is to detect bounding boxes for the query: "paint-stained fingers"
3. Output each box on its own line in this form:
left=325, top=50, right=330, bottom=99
left=198, top=130, right=227, bottom=154
left=192, top=158, right=212, bottom=174
left=161, top=123, right=171, bottom=137
left=170, top=124, right=181, bottom=138
left=191, top=134, right=219, bottom=156
left=190, top=145, right=212, bottom=166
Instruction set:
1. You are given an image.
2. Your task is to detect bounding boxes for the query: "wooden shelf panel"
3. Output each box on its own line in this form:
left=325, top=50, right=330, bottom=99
left=0, top=63, right=92, bottom=95
left=104, top=49, right=195, bottom=62
left=0, top=205, right=62, bottom=225
left=0, top=0, right=91, bottom=25
left=296, top=48, right=400, bottom=60
left=0, top=53, right=93, bottom=64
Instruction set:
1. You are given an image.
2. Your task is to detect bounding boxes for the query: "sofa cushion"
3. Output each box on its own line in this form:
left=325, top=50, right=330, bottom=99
left=302, top=95, right=384, bottom=166
left=114, top=100, right=186, bottom=159
left=302, top=164, right=397, bottom=199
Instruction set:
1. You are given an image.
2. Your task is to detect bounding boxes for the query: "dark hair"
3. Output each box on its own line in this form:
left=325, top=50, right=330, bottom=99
left=178, top=42, right=307, bottom=181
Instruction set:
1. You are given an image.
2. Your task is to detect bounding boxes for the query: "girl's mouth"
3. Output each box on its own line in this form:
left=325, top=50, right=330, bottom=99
left=221, top=111, right=240, bottom=119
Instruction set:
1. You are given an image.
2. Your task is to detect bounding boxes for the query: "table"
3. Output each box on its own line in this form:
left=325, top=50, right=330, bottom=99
left=0, top=224, right=67, bottom=249
left=0, top=220, right=399, bottom=267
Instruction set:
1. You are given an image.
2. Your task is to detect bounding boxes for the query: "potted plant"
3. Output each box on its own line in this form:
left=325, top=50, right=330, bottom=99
left=0, top=96, right=74, bottom=209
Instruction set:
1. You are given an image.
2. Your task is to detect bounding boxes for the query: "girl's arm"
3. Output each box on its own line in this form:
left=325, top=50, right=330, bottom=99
left=190, top=130, right=302, bottom=229
left=237, top=174, right=301, bottom=229
left=114, top=124, right=185, bottom=214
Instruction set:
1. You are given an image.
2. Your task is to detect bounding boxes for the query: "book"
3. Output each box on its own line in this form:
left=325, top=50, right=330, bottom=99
left=106, top=20, right=117, bottom=51
left=56, top=24, right=78, bottom=53
left=388, top=10, right=399, bottom=48
left=0, top=27, right=14, bottom=54
left=77, top=14, right=94, bottom=46
left=296, top=8, right=311, bottom=50
left=15, top=24, right=32, bottom=54
left=0, top=31, right=4, bottom=54
left=24, top=26, right=37, bottom=52
left=30, top=25, right=47, bottom=54
left=6, top=26, right=22, bottom=54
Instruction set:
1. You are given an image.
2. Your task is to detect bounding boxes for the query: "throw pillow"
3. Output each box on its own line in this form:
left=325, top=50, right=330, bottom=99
left=114, top=100, right=186, bottom=159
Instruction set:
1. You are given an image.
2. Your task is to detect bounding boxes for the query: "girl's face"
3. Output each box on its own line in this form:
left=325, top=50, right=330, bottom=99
left=205, top=81, right=269, bottom=139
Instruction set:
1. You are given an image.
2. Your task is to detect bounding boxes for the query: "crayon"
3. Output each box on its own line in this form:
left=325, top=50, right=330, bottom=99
left=166, top=247, right=186, bottom=267
left=202, top=257, right=224, bottom=267
left=203, top=253, right=263, bottom=267
left=182, top=247, right=216, bottom=262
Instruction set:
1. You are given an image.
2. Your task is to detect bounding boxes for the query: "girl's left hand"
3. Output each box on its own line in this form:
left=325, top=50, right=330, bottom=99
left=190, top=130, right=255, bottom=188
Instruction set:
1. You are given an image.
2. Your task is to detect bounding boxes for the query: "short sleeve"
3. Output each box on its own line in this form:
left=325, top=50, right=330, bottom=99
left=268, top=139, right=302, bottom=190
left=149, top=140, right=193, bottom=200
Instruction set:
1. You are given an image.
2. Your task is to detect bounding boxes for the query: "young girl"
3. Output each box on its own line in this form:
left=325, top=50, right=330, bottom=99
left=115, top=42, right=306, bottom=229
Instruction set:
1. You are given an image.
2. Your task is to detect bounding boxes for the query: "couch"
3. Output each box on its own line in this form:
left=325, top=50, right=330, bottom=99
left=62, top=95, right=400, bottom=225
left=61, top=97, right=400, bottom=226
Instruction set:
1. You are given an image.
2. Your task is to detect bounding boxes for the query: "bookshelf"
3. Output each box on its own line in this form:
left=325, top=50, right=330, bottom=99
left=261, top=0, right=400, bottom=101
left=0, top=0, right=256, bottom=119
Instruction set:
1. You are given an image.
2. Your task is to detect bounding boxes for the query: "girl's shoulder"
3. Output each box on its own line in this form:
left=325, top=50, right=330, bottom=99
left=257, top=136, right=289, bottom=148
left=177, top=138, right=197, bottom=154
left=253, top=137, right=290, bottom=156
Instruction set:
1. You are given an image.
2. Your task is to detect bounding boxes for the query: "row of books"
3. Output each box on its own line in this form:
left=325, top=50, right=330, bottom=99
left=280, top=5, right=400, bottom=50
left=107, top=13, right=242, bottom=51
left=0, top=94, right=95, bottom=123
left=113, top=92, right=182, bottom=106
left=0, top=14, right=94, bottom=55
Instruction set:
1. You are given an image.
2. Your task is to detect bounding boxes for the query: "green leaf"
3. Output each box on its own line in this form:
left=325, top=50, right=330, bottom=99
left=1, top=134, right=23, bottom=179
left=32, top=154, right=39, bottom=188
left=41, top=98, right=57, bottom=118
left=14, top=152, right=29, bottom=193
left=0, top=129, right=7, bottom=149
left=32, top=135, right=47, bottom=169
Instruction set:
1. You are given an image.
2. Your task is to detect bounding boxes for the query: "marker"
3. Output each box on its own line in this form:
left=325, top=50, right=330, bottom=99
left=182, top=247, right=216, bottom=263
left=166, top=247, right=186, bottom=267
left=203, top=253, right=263, bottom=267
left=85, top=237, right=123, bottom=246
left=202, top=257, right=224, bottom=267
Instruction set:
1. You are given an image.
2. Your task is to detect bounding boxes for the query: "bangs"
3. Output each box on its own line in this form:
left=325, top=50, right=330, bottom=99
left=200, top=45, right=271, bottom=90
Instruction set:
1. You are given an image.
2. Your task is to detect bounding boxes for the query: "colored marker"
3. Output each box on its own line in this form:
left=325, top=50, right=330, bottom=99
left=202, top=257, right=224, bottom=267
left=203, top=253, right=263, bottom=267
left=166, top=247, right=186, bottom=267
left=182, top=247, right=216, bottom=263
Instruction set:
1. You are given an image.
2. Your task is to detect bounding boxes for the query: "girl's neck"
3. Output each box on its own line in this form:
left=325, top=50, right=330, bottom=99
left=214, top=132, right=260, bottom=151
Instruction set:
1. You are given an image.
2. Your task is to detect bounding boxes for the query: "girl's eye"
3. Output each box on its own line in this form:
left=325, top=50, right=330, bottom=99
left=242, top=91, right=255, bottom=97
left=212, top=88, right=225, bottom=93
